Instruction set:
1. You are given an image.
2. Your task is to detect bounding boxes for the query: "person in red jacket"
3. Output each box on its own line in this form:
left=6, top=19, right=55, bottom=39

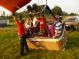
left=13, top=14, right=29, bottom=56
left=37, top=13, right=51, bottom=37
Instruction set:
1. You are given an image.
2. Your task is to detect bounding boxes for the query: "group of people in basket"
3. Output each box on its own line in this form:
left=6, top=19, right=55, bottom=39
left=24, top=12, right=64, bottom=38
left=13, top=12, right=64, bottom=56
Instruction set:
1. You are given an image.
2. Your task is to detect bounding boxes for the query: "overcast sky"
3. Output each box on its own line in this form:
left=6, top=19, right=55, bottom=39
left=0, top=0, right=79, bottom=15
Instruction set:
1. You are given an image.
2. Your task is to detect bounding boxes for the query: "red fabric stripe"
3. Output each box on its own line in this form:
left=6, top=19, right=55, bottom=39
left=0, top=0, right=31, bottom=13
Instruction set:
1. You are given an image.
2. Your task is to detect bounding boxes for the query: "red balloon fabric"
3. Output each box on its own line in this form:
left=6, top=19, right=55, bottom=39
left=0, top=0, right=31, bottom=13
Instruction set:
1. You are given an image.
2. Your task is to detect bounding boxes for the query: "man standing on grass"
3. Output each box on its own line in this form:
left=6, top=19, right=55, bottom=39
left=13, top=14, right=30, bottom=56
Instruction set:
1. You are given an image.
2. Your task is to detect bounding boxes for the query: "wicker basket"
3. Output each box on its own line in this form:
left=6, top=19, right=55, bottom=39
left=27, top=29, right=67, bottom=51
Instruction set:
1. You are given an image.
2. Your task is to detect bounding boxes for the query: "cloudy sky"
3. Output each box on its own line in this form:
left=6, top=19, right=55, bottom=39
left=0, top=0, right=79, bottom=15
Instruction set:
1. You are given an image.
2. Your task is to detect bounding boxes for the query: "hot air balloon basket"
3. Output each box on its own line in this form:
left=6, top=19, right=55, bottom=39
left=27, top=29, right=67, bottom=51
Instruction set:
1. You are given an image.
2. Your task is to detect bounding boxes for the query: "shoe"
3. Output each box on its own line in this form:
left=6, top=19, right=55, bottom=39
left=20, top=53, right=26, bottom=56
left=26, top=50, right=30, bottom=54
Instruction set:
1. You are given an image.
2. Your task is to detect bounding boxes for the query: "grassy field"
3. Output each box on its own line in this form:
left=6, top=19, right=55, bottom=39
left=0, top=24, right=79, bottom=59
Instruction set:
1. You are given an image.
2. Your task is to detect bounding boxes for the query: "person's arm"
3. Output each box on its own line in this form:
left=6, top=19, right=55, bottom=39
left=12, top=13, right=16, bottom=21
left=13, top=16, right=16, bottom=21
left=12, top=14, right=19, bottom=24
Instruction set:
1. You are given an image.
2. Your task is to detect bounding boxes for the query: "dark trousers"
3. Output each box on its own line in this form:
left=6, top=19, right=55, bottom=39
left=20, top=34, right=29, bottom=55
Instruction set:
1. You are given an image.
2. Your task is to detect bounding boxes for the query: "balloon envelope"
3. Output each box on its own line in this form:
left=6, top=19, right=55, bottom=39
left=0, top=0, right=31, bottom=13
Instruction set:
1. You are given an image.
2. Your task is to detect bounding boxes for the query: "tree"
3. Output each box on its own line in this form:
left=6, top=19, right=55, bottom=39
left=41, top=5, right=52, bottom=15
left=27, top=5, right=32, bottom=12
left=69, top=13, right=77, bottom=16
left=38, top=5, right=45, bottom=12
left=52, top=6, right=62, bottom=15
left=32, top=4, right=38, bottom=12
left=62, top=11, right=68, bottom=16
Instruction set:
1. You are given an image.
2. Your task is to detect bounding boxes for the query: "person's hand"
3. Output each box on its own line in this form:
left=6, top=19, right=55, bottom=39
left=13, top=13, right=15, bottom=16
left=12, top=12, right=16, bottom=16
left=19, top=37, right=21, bottom=40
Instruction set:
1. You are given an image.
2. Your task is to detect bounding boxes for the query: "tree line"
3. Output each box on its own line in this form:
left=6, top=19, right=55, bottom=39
left=0, top=3, right=79, bottom=20
left=26, top=3, right=79, bottom=16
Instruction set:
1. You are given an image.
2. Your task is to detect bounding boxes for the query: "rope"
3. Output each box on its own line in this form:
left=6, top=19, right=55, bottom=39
left=46, top=0, right=47, bottom=6
left=38, top=0, right=39, bottom=5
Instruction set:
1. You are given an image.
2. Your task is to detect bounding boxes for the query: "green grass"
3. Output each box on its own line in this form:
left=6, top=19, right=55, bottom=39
left=0, top=25, right=79, bottom=59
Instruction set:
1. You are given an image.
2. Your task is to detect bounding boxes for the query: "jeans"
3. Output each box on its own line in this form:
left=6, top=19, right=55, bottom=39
left=20, top=34, right=29, bottom=55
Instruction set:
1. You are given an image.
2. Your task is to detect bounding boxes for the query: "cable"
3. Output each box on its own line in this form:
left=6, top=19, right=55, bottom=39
left=46, top=0, right=47, bottom=6
left=37, top=0, right=39, bottom=5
